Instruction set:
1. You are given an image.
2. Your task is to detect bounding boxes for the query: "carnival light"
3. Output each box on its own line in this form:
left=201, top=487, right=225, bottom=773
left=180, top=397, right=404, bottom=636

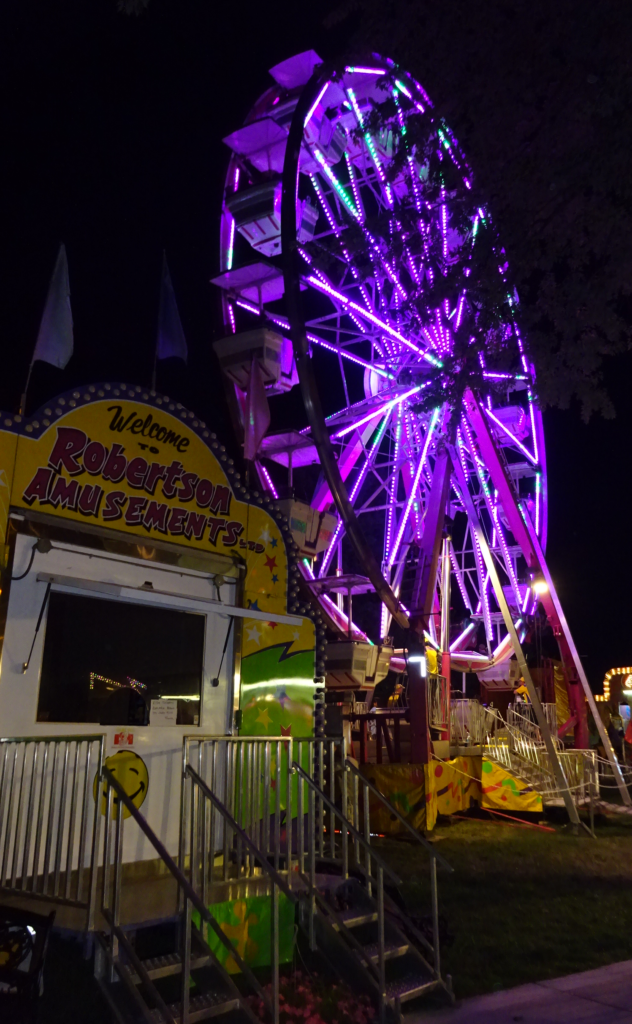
left=331, top=385, right=424, bottom=439
left=306, top=275, right=442, bottom=365
left=304, top=82, right=330, bottom=127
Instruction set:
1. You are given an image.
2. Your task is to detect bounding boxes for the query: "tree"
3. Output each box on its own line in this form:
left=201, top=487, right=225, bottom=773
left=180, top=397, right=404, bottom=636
left=329, top=0, right=632, bottom=419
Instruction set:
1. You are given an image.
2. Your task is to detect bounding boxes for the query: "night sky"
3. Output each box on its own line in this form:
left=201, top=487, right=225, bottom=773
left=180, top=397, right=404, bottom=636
left=1, top=1, right=628, bottom=691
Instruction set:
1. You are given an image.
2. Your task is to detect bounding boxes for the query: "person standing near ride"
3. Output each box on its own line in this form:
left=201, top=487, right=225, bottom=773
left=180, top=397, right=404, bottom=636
left=513, top=679, right=530, bottom=704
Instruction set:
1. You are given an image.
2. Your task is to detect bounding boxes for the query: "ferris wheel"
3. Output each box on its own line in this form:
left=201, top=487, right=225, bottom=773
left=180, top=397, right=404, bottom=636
left=212, top=49, right=551, bottom=675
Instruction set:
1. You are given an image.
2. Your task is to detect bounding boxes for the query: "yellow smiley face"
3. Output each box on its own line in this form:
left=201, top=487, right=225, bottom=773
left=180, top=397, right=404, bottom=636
left=94, top=750, right=149, bottom=819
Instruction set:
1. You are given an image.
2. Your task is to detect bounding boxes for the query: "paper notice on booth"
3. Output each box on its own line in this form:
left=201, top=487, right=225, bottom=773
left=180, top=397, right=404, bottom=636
left=150, top=699, right=178, bottom=726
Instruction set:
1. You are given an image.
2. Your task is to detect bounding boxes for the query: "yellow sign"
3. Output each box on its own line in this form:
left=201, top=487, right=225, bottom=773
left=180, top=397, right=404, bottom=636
left=4, top=387, right=288, bottom=612
left=95, top=750, right=149, bottom=819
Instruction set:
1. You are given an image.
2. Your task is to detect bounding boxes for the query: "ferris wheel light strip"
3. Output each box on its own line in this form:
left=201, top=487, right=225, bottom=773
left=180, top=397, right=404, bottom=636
left=449, top=544, right=472, bottom=612
left=257, top=462, right=278, bottom=500
left=319, top=410, right=392, bottom=577
left=345, top=66, right=387, bottom=75
left=484, top=407, right=537, bottom=465
left=304, top=81, right=330, bottom=127
left=306, top=274, right=442, bottom=366
left=346, top=87, right=394, bottom=208
left=331, top=384, right=423, bottom=439
left=265, top=311, right=394, bottom=380
left=312, top=148, right=360, bottom=220
left=386, top=406, right=440, bottom=570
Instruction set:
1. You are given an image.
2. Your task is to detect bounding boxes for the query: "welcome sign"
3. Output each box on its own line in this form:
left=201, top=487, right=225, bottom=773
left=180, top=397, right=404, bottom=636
left=5, top=385, right=289, bottom=611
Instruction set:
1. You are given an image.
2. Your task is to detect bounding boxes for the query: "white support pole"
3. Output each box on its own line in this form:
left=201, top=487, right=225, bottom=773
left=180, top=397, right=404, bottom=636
left=521, top=506, right=631, bottom=806
left=452, top=458, right=580, bottom=826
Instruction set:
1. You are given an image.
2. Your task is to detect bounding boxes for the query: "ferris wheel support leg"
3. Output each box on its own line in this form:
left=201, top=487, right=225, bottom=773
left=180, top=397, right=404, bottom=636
left=408, top=449, right=452, bottom=762
left=452, top=457, right=581, bottom=826
left=464, top=390, right=631, bottom=806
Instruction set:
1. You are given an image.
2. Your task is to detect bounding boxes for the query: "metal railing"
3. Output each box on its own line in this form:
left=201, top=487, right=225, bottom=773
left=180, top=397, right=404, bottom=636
left=98, top=766, right=263, bottom=1024
left=344, top=758, right=452, bottom=975
left=181, top=735, right=346, bottom=877
left=183, top=764, right=298, bottom=1024
left=0, top=735, right=104, bottom=929
left=292, top=761, right=401, bottom=1017
left=507, top=703, right=558, bottom=743
left=428, top=674, right=449, bottom=730
left=450, top=700, right=496, bottom=746
left=484, top=710, right=598, bottom=810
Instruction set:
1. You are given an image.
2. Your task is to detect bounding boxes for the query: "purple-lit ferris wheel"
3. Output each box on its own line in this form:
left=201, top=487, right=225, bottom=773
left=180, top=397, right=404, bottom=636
left=212, top=50, right=547, bottom=668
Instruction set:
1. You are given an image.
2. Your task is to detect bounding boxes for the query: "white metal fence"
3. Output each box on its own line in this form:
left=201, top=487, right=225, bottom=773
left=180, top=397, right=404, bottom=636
left=0, top=735, right=104, bottom=927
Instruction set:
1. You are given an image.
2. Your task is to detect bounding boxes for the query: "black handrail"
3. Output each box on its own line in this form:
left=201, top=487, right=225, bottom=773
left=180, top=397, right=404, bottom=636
left=100, top=767, right=266, bottom=1020
left=185, top=764, right=297, bottom=904
left=292, top=762, right=402, bottom=886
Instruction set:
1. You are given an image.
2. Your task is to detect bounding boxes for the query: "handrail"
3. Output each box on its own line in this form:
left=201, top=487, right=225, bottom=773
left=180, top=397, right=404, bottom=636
left=100, top=767, right=266, bottom=1021
left=185, top=764, right=296, bottom=904
left=292, top=762, right=402, bottom=886
left=344, top=759, right=453, bottom=873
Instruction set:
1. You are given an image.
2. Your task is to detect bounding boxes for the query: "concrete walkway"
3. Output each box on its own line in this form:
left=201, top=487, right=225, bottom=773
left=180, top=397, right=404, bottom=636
left=416, top=959, right=632, bottom=1023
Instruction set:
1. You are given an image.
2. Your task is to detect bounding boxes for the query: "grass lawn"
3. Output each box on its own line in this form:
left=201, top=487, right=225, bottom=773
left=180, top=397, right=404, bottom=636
left=375, top=806, right=632, bottom=1001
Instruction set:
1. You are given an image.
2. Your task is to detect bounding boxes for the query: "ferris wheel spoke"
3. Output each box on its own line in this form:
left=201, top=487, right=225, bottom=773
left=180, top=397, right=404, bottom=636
left=318, top=408, right=393, bottom=577
left=386, top=406, right=441, bottom=573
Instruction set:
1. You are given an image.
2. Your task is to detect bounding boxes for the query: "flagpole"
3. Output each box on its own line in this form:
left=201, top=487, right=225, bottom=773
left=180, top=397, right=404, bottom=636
left=19, top=360, right=35, bottom=416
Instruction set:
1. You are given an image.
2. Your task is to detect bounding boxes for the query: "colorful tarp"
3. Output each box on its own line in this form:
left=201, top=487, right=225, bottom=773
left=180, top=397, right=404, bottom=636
left=193, top=893, right=295, bottom=974
left=364, top=756, right=543, bottom=832
left=424, top=756, right=482, bottom=831
left=360, top=763, right=426, bottom=833
left=480, top=758, right=543, bottom=813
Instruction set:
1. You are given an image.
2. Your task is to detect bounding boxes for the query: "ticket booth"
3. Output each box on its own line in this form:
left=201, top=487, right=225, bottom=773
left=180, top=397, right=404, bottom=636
left=0, top=384, right=317, bottom=879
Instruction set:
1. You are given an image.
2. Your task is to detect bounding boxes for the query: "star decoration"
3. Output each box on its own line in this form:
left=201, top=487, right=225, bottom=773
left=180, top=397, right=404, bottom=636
left=271, top=574, right=278, bottom=584
left=270, top=538, right=278, bottom=548
left=267, top=621, right=277, bottom=630
left=258, top=526, right=272, bottom=545
left=256, top=708, right=272, bottom=726
left=249, top=600, right=260, bottom=611
left=276, top=687, right=291, bottom=708
left=291, top=629, right=300, bottom=641
left=280, top=724, right=292, bottom=737
left=245, top=624, right=261, bottom=645
left=264, top=554, right=277, bottom=571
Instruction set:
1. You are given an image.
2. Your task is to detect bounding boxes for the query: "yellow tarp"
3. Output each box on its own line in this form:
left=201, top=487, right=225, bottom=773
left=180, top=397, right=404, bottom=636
left=362, top=756, right=543, bottom=833
left=360, top=763, right=426, bottom=833
left=424, top=756, right=482, bottom=830
left=554, top=662, right=571, bottom=729
left=480, top=758, right=543, bottom=813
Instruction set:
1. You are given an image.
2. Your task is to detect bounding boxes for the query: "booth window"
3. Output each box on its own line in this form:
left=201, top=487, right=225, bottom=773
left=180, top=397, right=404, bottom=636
left=37, top=591, right=205, bottom=725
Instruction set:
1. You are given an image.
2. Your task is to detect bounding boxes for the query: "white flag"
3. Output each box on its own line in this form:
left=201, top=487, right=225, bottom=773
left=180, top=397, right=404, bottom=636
left=32, top=244, right=74, bottom=369
left=156, top=255, right=188, bottom=363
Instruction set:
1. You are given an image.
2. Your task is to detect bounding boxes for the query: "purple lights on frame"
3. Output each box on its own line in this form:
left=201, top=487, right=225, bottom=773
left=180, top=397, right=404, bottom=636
left=213, top=53, right=550, bottom=665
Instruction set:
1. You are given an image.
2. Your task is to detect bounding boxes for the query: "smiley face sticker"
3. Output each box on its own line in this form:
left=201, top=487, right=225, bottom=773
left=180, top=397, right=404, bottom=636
left=94, top=750, right=149, bottom=819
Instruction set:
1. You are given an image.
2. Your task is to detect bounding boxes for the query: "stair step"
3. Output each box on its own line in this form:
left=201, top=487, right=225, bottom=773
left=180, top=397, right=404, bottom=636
left=149, top=990, right=241, bottom=1024
left=359, top=941, right=410, bottom=964
left=128, top=949, right=211, bottom=983
left=385, top=970, right=437, bottom=1004
left=336, top=908, right=378, bottom=928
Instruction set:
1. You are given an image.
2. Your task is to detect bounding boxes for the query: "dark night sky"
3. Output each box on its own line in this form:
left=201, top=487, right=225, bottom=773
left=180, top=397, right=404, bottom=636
left=0, top=0, right=628, bottom=691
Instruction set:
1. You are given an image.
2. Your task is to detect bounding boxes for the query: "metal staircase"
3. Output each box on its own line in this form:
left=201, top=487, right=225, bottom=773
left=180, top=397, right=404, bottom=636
left=95, top=765, right=272, bottom=1024
left=93, top=737, right=453, bottom=1024
left=292, top=761, right=454, bottom=1022
left=484, top=707, right=597, bottom=807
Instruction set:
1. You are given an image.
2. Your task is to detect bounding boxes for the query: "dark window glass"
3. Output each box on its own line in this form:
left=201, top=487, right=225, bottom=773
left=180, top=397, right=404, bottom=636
left=37, top=591, right=205, bottom=725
